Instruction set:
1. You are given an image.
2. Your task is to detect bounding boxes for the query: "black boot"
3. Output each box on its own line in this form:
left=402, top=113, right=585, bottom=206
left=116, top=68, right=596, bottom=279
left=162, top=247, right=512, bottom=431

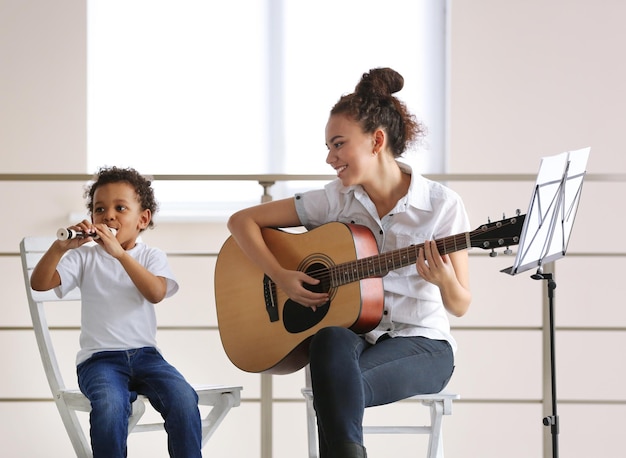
left=333, top=442, right=367, bottom=458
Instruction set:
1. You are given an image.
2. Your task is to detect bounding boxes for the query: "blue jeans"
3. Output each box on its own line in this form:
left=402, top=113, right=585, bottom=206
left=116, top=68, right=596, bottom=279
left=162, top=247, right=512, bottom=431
left=309, top=327, right=454, bottom=457
left=77, top=347, right=202, bottom=458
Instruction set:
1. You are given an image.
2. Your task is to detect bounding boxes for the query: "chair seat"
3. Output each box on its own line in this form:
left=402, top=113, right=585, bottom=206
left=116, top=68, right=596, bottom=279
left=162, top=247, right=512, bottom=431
left=60, top=384, right=242, bottom=422
left=59, top=389, right=92, bottom=411
left=302, top=382, right=458, bottom=458
left=56, top=382, right=243, bottom=439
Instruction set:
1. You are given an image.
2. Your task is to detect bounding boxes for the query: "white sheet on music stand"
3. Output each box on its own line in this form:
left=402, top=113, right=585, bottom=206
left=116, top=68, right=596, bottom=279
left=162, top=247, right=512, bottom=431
left=504, top=147, right=590, bottom=275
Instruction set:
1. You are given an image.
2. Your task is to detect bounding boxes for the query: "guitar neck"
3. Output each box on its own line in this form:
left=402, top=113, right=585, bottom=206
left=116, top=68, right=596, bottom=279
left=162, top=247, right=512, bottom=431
left=328, top=232, right=471, bottom=287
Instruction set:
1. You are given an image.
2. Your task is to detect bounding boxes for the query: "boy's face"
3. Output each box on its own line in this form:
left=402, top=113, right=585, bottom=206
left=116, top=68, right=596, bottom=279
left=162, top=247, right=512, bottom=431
left=91, top=182, right=151, bottom=248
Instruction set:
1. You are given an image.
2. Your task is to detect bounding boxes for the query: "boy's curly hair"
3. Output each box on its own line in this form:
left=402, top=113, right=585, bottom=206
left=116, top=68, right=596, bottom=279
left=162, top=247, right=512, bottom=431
left=84, top=166, right=158, bottom=230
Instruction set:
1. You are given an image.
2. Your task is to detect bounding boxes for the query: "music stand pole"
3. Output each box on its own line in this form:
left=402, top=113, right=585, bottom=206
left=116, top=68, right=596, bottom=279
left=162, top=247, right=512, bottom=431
left=532, top=270, right=558, bottom=457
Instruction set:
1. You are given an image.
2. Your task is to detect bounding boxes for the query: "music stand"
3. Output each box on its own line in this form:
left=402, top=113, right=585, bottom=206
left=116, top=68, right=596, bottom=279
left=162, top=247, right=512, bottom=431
left=502, top=147, right=590, bottom=458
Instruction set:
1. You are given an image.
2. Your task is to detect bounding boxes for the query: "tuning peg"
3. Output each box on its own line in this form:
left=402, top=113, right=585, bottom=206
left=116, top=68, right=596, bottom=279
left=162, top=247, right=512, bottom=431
left=489, top=249, right=497, bottom=258
left=504, top=247, right=512, bottom=255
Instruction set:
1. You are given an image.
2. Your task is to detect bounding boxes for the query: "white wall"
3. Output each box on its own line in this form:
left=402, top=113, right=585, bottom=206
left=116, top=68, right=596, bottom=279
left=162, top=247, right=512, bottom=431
left=446, top=1, right=626, bottom=457
left=449, top=0, right=626, bottom=175
left=1, top=0, right=625, bottom=457
left=0, top=0, right=86, bottom=172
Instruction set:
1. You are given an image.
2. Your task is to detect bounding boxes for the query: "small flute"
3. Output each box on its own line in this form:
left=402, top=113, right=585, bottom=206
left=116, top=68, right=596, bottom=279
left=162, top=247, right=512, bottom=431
left=56, top=227, right=117, bottom=241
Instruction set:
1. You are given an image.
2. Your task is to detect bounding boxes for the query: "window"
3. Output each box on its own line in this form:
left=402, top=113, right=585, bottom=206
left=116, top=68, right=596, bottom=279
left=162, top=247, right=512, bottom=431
left=88, top=0, right=446, bottom=218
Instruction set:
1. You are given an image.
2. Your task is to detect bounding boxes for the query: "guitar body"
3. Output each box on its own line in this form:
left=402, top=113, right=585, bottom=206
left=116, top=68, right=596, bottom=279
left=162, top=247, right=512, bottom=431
left=214, top=222, right=384, bottom=374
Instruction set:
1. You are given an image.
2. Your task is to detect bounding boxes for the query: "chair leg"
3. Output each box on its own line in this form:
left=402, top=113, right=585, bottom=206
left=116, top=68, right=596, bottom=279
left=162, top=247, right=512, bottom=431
left=426, top=399, right=445, bottom=458
left=200, top=392, right=238, bottom=447
left=304, top=390, right=318, bottom=458
left=55, top=401, right=92, bottom=458
left=127, top=398, right=146, bottom=433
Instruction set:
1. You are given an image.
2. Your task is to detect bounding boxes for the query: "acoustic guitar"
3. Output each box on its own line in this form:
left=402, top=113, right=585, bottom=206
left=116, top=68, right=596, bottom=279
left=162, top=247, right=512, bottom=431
left=214, top=214, right=525, bottom=374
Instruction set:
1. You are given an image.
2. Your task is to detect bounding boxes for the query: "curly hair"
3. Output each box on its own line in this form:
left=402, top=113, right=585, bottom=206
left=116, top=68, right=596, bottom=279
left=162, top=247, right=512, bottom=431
left=330, top=67, right=426, bottom=158
left=84, top=166, right=158, bottom=230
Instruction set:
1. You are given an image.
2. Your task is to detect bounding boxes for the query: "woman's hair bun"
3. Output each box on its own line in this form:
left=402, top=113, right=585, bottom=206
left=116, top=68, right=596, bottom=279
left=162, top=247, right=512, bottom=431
left=355, top=67, right=404, bottom=97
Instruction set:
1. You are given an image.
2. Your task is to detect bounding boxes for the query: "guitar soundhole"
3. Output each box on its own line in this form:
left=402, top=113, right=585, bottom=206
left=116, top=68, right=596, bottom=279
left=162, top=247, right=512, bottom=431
left=283, top=262, right=330, bottom=334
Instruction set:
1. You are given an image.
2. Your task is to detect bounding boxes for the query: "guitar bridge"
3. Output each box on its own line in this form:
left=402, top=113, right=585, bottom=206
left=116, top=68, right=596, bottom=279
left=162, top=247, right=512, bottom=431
left=263, top=274, right=279, bottom=322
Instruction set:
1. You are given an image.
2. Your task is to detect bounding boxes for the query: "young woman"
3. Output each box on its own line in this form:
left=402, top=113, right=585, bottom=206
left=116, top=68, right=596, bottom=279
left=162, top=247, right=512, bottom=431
left=227, top=67, right=472, bottom=458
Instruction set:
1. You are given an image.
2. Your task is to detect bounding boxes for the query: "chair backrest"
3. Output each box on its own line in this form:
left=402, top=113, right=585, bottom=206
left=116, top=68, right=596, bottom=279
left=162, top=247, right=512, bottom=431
left=20, top=236, right=81, bottom=397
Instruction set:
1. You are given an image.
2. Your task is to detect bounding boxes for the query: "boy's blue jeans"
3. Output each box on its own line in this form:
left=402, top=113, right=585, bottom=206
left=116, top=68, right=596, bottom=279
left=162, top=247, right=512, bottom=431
left=77, top=347, right=202, bottom=458
left=309, top=327, right=454, bottom=457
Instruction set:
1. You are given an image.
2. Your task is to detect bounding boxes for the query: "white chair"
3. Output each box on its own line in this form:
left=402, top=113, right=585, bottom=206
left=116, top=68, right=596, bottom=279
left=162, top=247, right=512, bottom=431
left=302, top=366, right=459, bottom=458
left=20, top=236, right=243, bottom=458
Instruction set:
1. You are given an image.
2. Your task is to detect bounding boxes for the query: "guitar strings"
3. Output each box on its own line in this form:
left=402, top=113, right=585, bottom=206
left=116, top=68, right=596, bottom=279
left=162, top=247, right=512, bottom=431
left=299, top=219, right=519, bottom=286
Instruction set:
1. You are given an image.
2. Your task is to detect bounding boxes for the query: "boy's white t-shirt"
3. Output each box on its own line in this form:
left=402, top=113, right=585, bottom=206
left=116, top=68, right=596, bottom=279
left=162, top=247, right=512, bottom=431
left=54, top=241, right=179, bottom=365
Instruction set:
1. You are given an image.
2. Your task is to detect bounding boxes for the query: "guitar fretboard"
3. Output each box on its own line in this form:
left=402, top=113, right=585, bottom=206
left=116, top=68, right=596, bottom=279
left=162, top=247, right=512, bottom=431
left=328, top=232, right=471, bottom=287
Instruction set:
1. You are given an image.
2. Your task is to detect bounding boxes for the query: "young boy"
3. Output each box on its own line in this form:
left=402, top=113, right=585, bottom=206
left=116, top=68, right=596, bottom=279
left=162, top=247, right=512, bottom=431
left=30, top=166, right=202, bottom=458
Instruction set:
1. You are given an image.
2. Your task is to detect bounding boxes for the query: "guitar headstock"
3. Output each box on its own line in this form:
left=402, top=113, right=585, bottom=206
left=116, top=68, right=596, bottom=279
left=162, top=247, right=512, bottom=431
left=470, top=213, right=526, bottom=253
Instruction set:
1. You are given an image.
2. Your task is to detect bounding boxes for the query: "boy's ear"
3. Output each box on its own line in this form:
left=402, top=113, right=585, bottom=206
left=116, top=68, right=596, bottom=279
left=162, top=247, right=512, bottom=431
left=139, top=209, right=152, bottom=230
